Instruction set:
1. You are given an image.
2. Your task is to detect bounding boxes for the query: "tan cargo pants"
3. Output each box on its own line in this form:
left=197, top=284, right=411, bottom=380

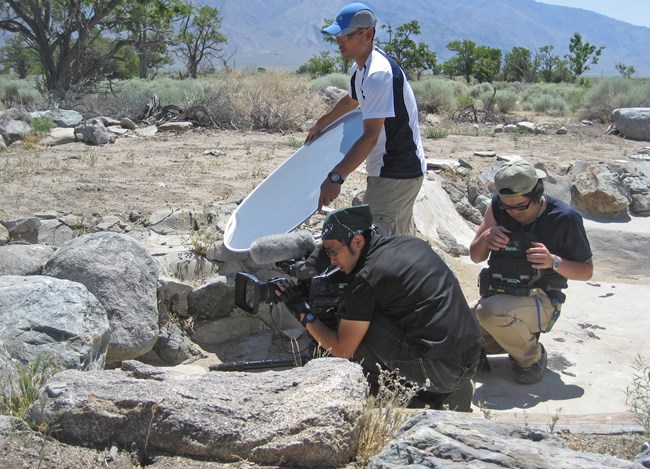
left=363, top=175, right=424, bottom=236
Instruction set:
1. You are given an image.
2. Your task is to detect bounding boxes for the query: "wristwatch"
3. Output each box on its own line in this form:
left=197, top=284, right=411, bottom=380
left=327, top=171, right=345, bottom=184
left=301, top=311, right=317, bottom=325
left=552, top=255, right=561, bottom=271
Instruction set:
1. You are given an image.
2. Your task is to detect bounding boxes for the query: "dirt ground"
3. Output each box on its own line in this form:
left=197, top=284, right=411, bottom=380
left=1, top=116, right=648, bottom=467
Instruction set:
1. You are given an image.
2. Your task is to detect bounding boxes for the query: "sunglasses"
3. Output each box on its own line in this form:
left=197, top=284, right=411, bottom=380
left=335, top=28, right=368, bottom=43
left=498, top=199, right=533, bottom=211
left=323, top=237, right=353, bottom=258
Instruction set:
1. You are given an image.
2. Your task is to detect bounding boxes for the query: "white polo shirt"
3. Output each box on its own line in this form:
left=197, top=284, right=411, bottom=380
left=349, top=47, right=426, bottom=179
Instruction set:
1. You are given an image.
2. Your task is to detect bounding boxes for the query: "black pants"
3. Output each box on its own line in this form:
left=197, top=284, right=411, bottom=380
left=353, top=315, right=481, bottom=396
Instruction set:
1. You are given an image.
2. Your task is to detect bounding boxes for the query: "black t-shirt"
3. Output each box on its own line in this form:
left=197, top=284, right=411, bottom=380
left=337, top=235, right=481, bottom=359
left=491, top=194, right=592, bottom=291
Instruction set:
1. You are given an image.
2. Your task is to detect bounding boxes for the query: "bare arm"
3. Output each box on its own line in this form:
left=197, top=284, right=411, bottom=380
left=303, top=318, right=369, bottom=359
left=318, top=117, right=384, bottom=210
left=469, top=204, right=511, bottom=263
left=527, top=243, right=594, bottom=281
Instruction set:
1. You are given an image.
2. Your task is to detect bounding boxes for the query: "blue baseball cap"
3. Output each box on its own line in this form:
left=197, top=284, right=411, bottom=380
left=322, top=3, right=377, bottom=37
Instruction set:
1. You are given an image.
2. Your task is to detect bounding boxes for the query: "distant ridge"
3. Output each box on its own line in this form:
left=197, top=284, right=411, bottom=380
left=211, top=0, right=650, bottom=77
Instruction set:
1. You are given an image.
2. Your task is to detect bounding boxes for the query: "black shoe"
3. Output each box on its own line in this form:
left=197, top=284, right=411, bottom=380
left=515, top=344, right=547, bottom=384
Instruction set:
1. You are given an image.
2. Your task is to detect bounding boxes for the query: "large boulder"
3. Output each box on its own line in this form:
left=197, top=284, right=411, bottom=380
left=0, top=275, right=110, bottom=370
left=613, top=107, right=650, bottom=141
left=31, top=358, right=367, bottom=467
left=571, top=163, right=630, bottom=218
left=43, top=232, right=159, bottom=364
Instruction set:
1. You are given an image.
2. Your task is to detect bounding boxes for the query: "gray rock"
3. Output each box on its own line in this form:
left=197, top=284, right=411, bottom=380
left=31, top=358, right=367, bottom=467
left=622, top=173, right=650, bottom=216
left=0, top=275, right=110, bottom=370
left=0, top=119, right=31, bottom=145
left=159, top=122, right=193, bottom=131
left=40, top=127, right=77, bottom=146
left=0, top=244, right=54, bottom=275
left=369, top=411, right=636, bottom=468
left=188, top=274, right=235, bottom=320
left=135, top=125, right=158, bottom=138
left=149, top=209, right=195, bottom=235
left=31, top=109, right=83, bottom=128
left=2, top=217, right=40, bottom=244
left=120, top=117, right=137, bottom=130
left=153, top=321, right=205, bottom=365
left=158, top=276, right=193, bottom=318
left=43, top=232, right=159, bottom=364
left=613, top=108, right=650, bottom=141
left=81, top=117, right=112, bottom=145
left=37, top=219, right=75, bottom=247
left=636, top=439, right=650, bottom=468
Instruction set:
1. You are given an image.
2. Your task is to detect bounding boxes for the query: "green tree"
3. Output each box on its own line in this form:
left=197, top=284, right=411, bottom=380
left=175, top=4, right=227, bottom=79
left=443, top=40, right=476, bottom=82
left=297, top=51, right=338, bottom=78
left=0, top=0, right=125, bottom=100
left=472, top=46, right=501, bottom=83
left=534, top=45, right=566, bottom=83
left=114, top=0, right=188, bottom=79
left=503, top=46, right=533, bottom=82
left=565, top=32, right=604, bottom=80
left=615, top=62, right=636, bottom=79
left=379, top=21, right=436, bottom=79
left=0, top=35, right=39, bottom=78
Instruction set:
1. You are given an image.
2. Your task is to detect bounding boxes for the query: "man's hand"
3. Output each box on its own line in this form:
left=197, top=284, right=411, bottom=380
left=275, top=280, right=310, bottom=319
left=527, top=241, right=553, bottom=269
left=481, top=226, right=511, bottom=251
left=318, top=179, right=342, bottom=211
left=305, top=123, right=323, bottom=143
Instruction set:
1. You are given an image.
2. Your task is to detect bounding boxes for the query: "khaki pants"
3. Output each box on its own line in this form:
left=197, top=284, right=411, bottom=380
left=470, top=291, right=556, bottom=368
left=363, top=175, right=423, bottom=236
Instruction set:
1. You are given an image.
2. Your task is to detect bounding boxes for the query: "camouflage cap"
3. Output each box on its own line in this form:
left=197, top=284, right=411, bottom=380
left=321, top=205, right=373, bottom=241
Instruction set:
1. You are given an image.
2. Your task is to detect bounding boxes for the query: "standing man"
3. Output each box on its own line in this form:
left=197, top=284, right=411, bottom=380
left=306, top=3, right=426, bottom=236
left=469, top=160, right=593, bottom=384
left=278, top=205, right=482, bottom=411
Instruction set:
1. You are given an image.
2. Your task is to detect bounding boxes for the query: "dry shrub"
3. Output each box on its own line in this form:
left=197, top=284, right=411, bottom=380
left=355, top=367, right=423, bottom=465
left=223, top=70, right=328, bottom=132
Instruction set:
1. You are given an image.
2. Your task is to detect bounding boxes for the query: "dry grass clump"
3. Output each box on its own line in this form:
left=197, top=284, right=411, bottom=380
left=223, top=70, right=328, bottom=132
left=355, top=367, right=423, bottom=465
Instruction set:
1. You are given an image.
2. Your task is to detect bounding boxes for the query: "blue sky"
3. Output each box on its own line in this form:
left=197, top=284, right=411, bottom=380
left=538, top=1, right=650, bottom=28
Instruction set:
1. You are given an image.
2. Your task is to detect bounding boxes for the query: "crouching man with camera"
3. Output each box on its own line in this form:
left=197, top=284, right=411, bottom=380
left=469, top=160, right=593, bottom=384
left=277, top=205, right=482, bottom=411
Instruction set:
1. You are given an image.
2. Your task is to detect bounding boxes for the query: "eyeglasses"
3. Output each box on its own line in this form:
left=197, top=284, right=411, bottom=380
left=498, top=199, right=533, bottom=211
left=323, top=238, right=353, bottom=258
left=335, top=28, right=368, bottom=43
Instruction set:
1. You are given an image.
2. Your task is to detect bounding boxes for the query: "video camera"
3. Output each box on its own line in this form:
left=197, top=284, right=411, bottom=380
left=479, top=231, right=541, bottom=297
left=234, top=263, right=348, bottom=320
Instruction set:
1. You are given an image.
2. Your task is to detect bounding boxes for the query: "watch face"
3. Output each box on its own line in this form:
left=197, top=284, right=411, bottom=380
left=328, top=172, right=343, bottom=183
left=304, top=312, right=316, bottom=323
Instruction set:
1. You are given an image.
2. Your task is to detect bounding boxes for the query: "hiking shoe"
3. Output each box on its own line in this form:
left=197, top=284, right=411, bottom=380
left=515, top=344, right=547, bottom=384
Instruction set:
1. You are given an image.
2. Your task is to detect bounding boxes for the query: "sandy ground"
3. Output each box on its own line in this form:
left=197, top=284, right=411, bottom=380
left=1, top=116, right=649, bottom=467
